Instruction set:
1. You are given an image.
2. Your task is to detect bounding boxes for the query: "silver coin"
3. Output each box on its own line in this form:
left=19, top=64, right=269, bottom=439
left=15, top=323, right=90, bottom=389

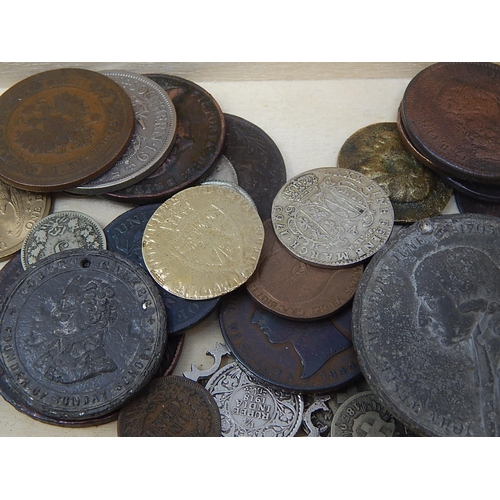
left=21, top=211, right=106, bottom=269
left=271, top=167, right=394, bottom=267
left=205, top=361, right=304, bottom=437
left=201, top=180, right=258, bottom=213
left=68, top=71, right=177, bottom=195
left=203, top=155, right=239, bottom=184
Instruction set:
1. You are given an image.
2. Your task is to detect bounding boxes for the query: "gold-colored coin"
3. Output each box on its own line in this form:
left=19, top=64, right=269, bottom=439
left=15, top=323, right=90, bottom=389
left=142, top=184, right=264, bottom=300
left=0, top=178, right=52, bottom=261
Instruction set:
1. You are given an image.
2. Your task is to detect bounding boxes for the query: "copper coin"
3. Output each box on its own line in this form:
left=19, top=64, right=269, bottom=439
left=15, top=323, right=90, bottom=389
left=117, top=376, right=221, bottom=437
left=0, top=68, right=135, bottom=192
left=400, top=62, right=500, bottom=185
left=246, top=219, right=363, bottom=320
left=455, top=191, right=500, bottom=217
left=103, top=74, right=225, bottom=204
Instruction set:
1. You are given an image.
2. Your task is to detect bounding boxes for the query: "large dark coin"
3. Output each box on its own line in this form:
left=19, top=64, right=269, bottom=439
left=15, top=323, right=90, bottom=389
left=104, top=204, right=220, bottom=334
left=400, top=62, right=500, bottom=184
left=220, top=287, right=361, bottom=394
left=0, top=68, right=135, bottom=192
left=103, top=74, right=225, bottom=204
left=0, top=249, right=167, bottom=424
left=455, top=191, right=500, bottom=217
left=117, top=376, right=221, bottom=437
left=352, top=214, right=500, bottom=436
left=221, top=114, right=287, bottom=220
left=0, top=253, right=24, bottom=304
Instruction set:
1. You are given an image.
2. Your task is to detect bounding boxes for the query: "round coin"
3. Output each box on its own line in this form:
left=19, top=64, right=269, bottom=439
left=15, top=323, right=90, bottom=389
left=245, top=219, right=364, bottom=320
left=69, top=71, right=177, bottom=195
left=117, top=376, right=221, bottom=437
left=21, top=211, right=106, bottom=269
left=0, top=68, right=135, bottom=192
left=142, top=184, right=264, bottom=300
left=205, top=361, right=303, bottom=437
left=0, top=248, right=167, bottom=423
left=455, top=191, right=500, bottom=217
left=271, top=167, right=394, bottom=267
left=352, top=213, right=500, bottom=436
left=202, top=154, right=239, bottom=184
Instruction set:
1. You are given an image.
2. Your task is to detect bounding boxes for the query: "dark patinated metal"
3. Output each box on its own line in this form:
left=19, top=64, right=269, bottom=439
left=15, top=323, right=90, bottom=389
left=455, top=191, right=500, bottom=217
left=0, top=254, right=24, bottom=305
left=103, top=74, right=225, bottom=204
left=0, top=68, right=135, bottom=192
left=104, top=204, right=220, bottom=334
left=157, top=334, right=185, bottom=377
left=219, top=288, right=361, bottom=394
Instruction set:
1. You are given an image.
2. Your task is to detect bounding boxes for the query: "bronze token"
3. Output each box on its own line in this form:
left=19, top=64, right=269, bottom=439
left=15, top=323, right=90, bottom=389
left=246, top=219, right=363, bottom=320
left=117, top=376, right=221, bottom=437
left=0, top=68, right=135, bottom=192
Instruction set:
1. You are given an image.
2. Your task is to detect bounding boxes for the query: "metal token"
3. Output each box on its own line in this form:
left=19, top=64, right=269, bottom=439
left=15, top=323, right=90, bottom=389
left=203, top=155, right=239, bottom=184
left=21, top=211, right=106, bottom=269
left=338, top=122, right=452, bottom=224
left=103, top=73, right=225, bottom=204
left=219, top=288, right=361, bottom=393
left=455, top=191, right=500, bottom=217
left=142, top=184, right=264, bottom=300
left=352, top=213, right=500, bottom=436
left=205, top=361, right=304, bottom=437
left=0, top=249, right=167, bottom=423
left=222, top=114, right=287, bottom=220
left=0, top=68, right=135, bottom=192
left=104, top=204, right=220, bottom=334
left=0, top=178, right=52, bottom=261
left=183, top=342, right=231, bottom=382
left=69, top=71, right=177, bottom=195
left=272, top=167, right=394, bottom=267
left=246, top=219, right=363, bottom=320
left=117, top=376, right=221, bottom=437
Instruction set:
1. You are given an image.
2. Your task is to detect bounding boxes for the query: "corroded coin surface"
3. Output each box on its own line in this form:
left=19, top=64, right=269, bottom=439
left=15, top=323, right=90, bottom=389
left=21, top=211, right=106, bottom=269
left=117, top=376, right=221, bottom=437
left=352, top=213, right=500, bottom=436
left=455, top=191, right=500, bottom=217
left=142, top=184, right=264, bottom=300
left=0, top=249, right=167, bottom=423
left=0, top=178, right=52, bottom=260
left=0, top=68, right=135, bottom=192
left=272, top=167, right=394, bottom=267
left=205, top=361, right=303, bottom=437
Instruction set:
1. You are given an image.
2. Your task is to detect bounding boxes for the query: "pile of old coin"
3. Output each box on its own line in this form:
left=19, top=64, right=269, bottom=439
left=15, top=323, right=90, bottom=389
left=1, top=62, right=500, bottom=437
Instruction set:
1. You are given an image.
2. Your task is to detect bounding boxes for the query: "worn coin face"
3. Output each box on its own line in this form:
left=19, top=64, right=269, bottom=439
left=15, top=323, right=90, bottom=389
left=246, top=219, right=363, bottom=320
left=352, top=213, right=500, bottom=436
left=0, top=249, right=167, bottom=423
left=142, top=184, right=264, bottom=300
left=69, top=71, right=177, bottom=195
left=203, top=155, right=239, bottom=185
left=338, top=122, right=452, bottom=224
left=0, top=178, right=52, bottom=261
left=272, top=167, right=394, bottom=267
left=205, top=361, right=303, bottom=437
left=455, top=191, right=500, bottom=217
left=117, top=376, right=221, bottom=437
left=21, top=211, right=106, bottom=269
left=0, top=68, right=135, bottom=192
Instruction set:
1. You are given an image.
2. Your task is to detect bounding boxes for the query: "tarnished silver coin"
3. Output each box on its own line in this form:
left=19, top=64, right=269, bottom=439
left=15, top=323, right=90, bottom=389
left=203, top=155, right=239, bottom=185
left=353, top=213, right=500, bottom=436
left=272, top=167, right=394, bottom=267
left=21, top=211, right=106, bottom=269
left=69, top=71, right=176, bottom=195
left=205, top=361, right=304, bottom=437
left=201, top=179, right=258, bottom=213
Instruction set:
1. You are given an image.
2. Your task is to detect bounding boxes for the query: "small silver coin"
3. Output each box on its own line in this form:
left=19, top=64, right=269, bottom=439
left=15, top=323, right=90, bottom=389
left=68, top=71, right=177, bottom=195
left=271, top=167, right=394, bottom=267
left=203, top=155, right=239, bottom=185
left=21, top=211, right=106, bottom=269
left=201, top=180, right=258, bottom=213
left=205, top=361, right=304, bottom=437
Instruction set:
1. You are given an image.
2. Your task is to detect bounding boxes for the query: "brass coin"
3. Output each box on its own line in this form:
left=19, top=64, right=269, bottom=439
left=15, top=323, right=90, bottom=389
left=142, top=184, right=264, bottom=300
left=0, top=68, right=135, bottom=192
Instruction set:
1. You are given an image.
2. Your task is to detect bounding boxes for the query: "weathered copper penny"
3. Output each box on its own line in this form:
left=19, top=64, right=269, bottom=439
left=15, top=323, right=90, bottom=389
left=338, top=122, right=452, bottom=224
left=117, top=376, right=221, bottom=437
left=246, top=219, right=363, bottom=320
left=352, top=213, right=500, bottom=436
left=219, top=287, right=361, bottom=394
left=401, top=62, right=500, bottom=184
left=455, top=191, right=500, bottom=217
left=0, top=68, right=135, bottom=192
left=221, top=114, right=287, bottom=220
left=0, top=178, right=52, bottom=261
left=0, top=249, right=167, bottom=424
left=103, top=73, right=225, bottom=204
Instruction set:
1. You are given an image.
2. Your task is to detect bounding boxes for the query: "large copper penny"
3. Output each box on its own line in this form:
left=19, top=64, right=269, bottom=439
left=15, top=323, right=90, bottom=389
left=246, top=219, right=363, bottom=320
left=401, top=62, right=500, bottom=184
left=0, top=68, right=135, bottom=192
left=455, top=191, right=500, bottom=217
